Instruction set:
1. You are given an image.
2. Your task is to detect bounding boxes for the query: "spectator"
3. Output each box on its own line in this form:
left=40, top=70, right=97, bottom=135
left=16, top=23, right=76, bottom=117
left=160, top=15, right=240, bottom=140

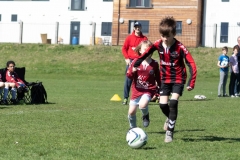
left=133, top=16, right=197, bottom=143
left=121, top=21, right=148, bottom=105
left=234, top=36, right=240, bottom=96
left=5, top=61, right=28, bottom=104
left=127, top=40, right=160, bottom=129
left=229, top=45, right=240, bottom=97
left=0, top=71, right=6, bottom=104
left=217, top=47, right=229, bottom=97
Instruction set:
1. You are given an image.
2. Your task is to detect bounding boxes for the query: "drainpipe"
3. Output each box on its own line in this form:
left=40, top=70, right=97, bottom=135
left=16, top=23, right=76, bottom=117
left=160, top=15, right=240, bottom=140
left=117, top=0, right=120, bottom=45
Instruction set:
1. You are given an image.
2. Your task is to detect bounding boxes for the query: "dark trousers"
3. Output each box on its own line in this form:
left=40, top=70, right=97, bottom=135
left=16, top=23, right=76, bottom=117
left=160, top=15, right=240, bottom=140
left=123, top=60, right=133, bottom=99
left=229, top=72, right=240, bottom=96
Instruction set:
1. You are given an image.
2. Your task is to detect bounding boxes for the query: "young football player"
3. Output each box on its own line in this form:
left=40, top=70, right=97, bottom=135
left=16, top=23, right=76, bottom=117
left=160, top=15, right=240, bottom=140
left=133, top=16, right=197, bottom=143
left=127, top=40, right=160, bottom=129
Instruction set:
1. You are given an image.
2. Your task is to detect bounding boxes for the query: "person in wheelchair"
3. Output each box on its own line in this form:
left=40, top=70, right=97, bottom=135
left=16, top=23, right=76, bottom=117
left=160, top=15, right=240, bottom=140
left=4, top=61, right=28, bottom=104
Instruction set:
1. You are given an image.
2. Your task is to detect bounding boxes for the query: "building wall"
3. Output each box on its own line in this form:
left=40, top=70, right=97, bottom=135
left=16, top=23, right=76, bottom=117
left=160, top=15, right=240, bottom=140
left=0, top=0, right=113, bottom=44
left=203, top=0, right=240, bottom=48
left=112, top=0, right=202, bottom=47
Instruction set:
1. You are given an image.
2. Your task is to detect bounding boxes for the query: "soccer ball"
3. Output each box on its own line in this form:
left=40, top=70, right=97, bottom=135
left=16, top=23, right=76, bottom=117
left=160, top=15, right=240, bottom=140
left=126, top=127, right=148, bottom=149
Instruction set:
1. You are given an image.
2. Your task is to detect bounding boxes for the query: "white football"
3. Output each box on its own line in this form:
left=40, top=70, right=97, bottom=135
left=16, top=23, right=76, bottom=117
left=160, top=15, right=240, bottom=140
left=194, top=95, right=206, bottom=100
left=126, top=127, right=148, bottom=149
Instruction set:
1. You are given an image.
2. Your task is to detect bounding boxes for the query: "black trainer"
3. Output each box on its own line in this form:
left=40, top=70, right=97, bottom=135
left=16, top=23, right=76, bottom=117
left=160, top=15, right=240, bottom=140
left=122, top=98, right=128, bottom=105
left=10, top=99, right=18, bottom=105
left=1, top=100, right=8, bottom=105
left=142, top=113, right=150, bottom=127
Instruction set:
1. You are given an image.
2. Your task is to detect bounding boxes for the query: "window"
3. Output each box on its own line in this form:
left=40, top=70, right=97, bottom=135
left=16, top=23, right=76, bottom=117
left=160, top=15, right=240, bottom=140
left=128, top=0, right=152, bottom=8
left=128, top=20, right=149, bottom=34
left=176, top=21, right=182, bottom=35
left=11, top=14, right=17, bottom=22
left=220, top=22, right=228, bottom=43
left=101, top=22, right=112, bottom=36
left=71, top=0, right=85, bottom=11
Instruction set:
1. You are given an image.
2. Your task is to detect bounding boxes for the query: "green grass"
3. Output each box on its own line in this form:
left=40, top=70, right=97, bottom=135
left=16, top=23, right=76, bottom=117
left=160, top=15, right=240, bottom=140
left=0, top=44, right=238, bottom=159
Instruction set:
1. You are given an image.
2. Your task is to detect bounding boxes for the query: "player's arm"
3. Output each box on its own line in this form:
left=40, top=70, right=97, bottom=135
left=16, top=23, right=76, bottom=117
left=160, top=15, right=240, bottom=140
left=184, top=49, right=197, bottom=90
left=126, top=59, right=137, bottom=79
left=154, top=62, right=161, bottom=88
left=122, top=37, right=130, bottom=59
left=133, top=45, right=157, bottom=68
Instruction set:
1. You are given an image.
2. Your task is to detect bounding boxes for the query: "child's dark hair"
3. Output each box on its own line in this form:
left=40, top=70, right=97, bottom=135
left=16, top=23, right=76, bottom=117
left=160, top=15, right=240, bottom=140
left=159, top=16, right=176, bottom=36
left=134, top=40, right=153, bottom=56
left=222, top=46, right=228, bottom=52
left=6, top=60, right=15, bottom=67
left=233, top=45, right=239, bottom=51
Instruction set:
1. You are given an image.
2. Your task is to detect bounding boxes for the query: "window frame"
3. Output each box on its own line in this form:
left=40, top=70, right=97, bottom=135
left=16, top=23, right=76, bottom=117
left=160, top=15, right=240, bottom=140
left=128, top=20, right=149, bottom=34
left=220, top=22, right=229, bottom=43
left=127, top=0, right=153, bottom=8
left=71, top=0, right=85, bottom=11
left=0, top=14, right=1, bottom=22
left=101, top=22, right=112, bottom=36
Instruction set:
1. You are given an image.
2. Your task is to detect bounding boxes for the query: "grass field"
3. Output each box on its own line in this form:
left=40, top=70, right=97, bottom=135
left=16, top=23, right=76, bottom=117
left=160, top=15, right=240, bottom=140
left=0, top=44, right=239, bottom=160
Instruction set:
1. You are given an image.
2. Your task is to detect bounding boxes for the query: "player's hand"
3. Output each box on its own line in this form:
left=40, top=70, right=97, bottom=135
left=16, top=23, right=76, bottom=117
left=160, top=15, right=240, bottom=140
left=125, top=59, right=130, bottom=65
left=187, top=86, right=193, bottom=91
left=132, top=67, right=137, bottom=72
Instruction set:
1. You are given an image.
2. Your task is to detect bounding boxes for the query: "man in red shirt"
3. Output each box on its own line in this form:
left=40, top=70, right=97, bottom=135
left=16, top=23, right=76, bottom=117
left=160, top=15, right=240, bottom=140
left=122, top=21, right=148, bottom=105
left=133, top=16, right=197, bottom=143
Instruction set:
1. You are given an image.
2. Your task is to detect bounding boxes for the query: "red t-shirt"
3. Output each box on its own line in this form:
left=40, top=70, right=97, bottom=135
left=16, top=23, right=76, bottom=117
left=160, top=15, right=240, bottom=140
left=122, top=31, right=148, bottom=60
left=127, top=58, right=160, bottom=100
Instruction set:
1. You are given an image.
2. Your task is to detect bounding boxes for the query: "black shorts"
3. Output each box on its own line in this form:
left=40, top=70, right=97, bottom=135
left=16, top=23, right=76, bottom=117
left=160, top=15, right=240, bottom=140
left=160, top=83, right=184, bottom=96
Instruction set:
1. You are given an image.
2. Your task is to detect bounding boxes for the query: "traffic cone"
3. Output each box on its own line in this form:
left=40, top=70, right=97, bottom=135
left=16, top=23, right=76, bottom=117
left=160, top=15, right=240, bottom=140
left=110, top=94, right=122, bottom=101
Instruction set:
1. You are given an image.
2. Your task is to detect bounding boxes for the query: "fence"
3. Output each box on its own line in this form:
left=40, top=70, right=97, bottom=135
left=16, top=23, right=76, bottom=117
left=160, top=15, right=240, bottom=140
left=1, top=22, right=240, bottom=48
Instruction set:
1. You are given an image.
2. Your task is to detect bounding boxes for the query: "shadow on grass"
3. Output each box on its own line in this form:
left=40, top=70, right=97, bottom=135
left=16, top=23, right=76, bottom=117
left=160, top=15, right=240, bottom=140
left=24, top=102, right=56, bottom=105
left=142, top=147, right=157, bottom=150
left=182, top=135, right=240, bottom=142
left=0, top=106, right=12, bottom=109
left=180, top=99, right=214, bottom=101
left=148, top=129, right=205, bottom=135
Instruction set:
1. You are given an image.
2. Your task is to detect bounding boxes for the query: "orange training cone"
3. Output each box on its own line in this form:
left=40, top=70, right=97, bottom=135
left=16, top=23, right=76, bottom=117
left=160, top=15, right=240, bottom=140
left=110, top=94, right=122, bottom=101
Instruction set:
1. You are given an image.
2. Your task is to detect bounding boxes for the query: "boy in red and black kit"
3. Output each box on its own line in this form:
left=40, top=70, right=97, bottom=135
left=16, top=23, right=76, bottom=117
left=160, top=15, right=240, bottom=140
left=133, top=16, right=197, bottom=143
left=122, top=21, right=148, bottom=105
left=5, top=61, right=28, bottom=104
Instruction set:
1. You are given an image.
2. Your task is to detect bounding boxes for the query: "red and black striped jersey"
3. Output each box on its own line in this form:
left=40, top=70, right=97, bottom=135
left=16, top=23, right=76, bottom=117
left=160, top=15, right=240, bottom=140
left=133, top=38, right=197, bottom=89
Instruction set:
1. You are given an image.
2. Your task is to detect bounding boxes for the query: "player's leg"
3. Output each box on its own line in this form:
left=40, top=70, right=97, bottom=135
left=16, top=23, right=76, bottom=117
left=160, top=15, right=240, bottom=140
left=218, top=71, right=224, bottom=96
left=164, top=84, right=183, bottom=143
left=222, top=72, right=228, bottom=96
left=123, top=64, right=132, bottom=105
left=8, top=82, right=17, bottom=104
left=128, top=97, right=140, bottom=129
left=138, top=94, right=151, bottom=127
left=159, top=83, right=171, bottom=130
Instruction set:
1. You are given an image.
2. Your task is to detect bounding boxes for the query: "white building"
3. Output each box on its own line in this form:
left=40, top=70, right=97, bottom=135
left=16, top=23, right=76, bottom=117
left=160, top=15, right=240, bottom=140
left=0, top=0, right=113, bottom=45
left=203, top=0, right=240, bottom=48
